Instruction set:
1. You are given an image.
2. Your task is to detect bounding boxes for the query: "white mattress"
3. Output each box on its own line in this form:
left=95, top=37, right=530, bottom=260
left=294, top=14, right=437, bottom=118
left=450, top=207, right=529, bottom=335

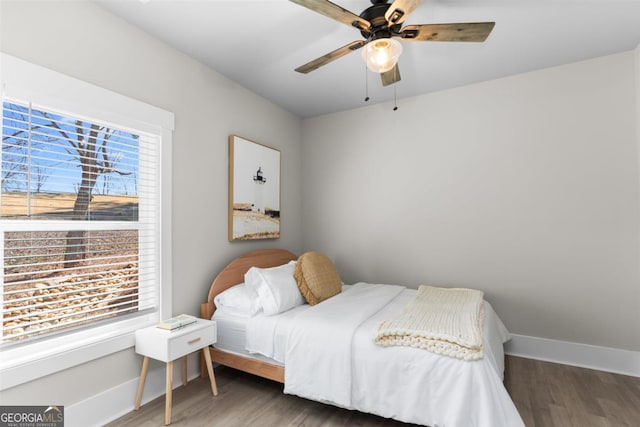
left=211, top=309, right=284, bottom=366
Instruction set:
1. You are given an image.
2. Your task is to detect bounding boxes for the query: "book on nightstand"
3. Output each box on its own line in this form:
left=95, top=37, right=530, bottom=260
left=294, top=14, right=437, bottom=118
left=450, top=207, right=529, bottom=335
left=157, top=314, right=197, bottom=330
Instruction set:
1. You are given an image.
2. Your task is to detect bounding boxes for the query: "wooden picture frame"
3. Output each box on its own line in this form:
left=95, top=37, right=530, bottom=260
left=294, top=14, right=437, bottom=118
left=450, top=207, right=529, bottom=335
left=229, top=135, right=280, bottom=241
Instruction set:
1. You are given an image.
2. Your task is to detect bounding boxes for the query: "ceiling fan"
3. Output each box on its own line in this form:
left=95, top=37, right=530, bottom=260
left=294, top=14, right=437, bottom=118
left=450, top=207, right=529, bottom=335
left=291, top=0, right=495, bottom=86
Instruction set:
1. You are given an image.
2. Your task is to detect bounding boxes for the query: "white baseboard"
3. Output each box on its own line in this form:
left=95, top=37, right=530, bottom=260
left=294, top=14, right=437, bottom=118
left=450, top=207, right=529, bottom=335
left=505, top=334, right=640, bottom=377
left=65, top=353, right=201, bottom=427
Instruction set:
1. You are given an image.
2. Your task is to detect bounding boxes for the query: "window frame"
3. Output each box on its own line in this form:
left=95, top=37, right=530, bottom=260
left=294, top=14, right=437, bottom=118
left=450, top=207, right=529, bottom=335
left=0, top=53, right=174, bottom=390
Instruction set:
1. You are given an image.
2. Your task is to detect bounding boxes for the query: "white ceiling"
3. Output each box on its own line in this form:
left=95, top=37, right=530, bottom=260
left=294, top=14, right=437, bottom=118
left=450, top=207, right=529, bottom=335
left=95, top=0, right=640, bottom=118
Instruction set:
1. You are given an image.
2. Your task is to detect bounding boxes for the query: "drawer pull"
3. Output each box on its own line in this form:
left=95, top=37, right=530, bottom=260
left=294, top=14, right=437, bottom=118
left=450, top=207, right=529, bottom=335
left=188, top=337, right=201, bottom=345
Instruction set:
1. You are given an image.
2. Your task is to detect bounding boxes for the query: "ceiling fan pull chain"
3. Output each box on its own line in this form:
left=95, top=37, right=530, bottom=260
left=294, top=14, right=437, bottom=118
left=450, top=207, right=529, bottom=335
left=364, top=66, right=370, bottom=102
left=393, top=76, right=398, bottom=111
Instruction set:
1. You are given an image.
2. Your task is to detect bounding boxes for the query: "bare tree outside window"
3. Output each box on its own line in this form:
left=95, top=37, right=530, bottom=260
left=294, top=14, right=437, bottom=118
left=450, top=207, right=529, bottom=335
left=44, top=116, right=136, bottom=265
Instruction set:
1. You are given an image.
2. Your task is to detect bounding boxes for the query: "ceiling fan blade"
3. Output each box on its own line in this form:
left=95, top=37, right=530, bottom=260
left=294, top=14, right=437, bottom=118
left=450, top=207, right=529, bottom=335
left=289, top=0, right=371, bottom=31
left=295, top=40, right=366, bottom=74
left=380, top=64, right=401, bottom=86
left=385, top=0, right=423, bottom=25
left=400, top=22, right=495, bottom=42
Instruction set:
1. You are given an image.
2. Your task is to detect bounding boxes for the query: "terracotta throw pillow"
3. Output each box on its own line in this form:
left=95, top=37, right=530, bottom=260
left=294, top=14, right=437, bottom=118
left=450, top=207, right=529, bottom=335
left=294, top=251, right=342, bottom=305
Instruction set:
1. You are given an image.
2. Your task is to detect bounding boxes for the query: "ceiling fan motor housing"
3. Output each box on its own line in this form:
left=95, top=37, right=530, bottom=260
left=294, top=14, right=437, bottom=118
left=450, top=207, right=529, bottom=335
left=358, top=2, right=401, bottom=40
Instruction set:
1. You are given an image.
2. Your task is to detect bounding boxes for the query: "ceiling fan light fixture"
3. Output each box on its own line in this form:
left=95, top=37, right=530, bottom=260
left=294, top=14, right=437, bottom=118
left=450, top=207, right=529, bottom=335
left=361, top=37, right=402, bottom=73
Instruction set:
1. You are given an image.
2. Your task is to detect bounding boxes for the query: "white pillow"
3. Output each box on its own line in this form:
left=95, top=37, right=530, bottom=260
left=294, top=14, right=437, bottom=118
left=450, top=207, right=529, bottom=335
left=244, top=261, right=305, bottom=316
left=213, top=283, right=262, bottom=317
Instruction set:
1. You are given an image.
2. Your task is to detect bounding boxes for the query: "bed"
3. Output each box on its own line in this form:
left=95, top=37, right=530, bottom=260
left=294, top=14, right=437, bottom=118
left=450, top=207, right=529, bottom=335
left=200, top=249, right=524, bottom=427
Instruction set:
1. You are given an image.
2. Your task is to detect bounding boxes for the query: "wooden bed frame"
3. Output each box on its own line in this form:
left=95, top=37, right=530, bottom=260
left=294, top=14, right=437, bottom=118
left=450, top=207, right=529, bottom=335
left=200, top=248, right=297, bottom=383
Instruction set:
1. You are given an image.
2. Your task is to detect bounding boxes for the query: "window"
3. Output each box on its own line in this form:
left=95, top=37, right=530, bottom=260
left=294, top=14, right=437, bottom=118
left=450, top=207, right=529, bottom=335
left=0, top=54, right=174, bottom=389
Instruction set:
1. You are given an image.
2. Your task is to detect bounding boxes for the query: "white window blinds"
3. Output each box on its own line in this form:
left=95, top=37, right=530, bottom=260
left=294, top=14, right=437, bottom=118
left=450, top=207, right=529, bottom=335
left=1, top=100, right=159, bottom=345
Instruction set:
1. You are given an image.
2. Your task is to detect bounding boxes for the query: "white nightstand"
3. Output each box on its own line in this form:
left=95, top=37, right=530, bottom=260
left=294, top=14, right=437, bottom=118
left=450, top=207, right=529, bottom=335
left=134, top=318, right=218, bottom=425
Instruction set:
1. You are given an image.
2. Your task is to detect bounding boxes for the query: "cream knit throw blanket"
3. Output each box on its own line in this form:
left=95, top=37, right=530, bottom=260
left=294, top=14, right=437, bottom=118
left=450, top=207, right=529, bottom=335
left=374, top=285, right=485, bottom=361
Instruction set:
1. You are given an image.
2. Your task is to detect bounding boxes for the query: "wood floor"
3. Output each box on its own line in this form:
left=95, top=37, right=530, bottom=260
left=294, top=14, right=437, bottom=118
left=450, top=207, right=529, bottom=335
left=504, top=356, right=640, bottom=427
left=106, top=356, right=640, bottom=427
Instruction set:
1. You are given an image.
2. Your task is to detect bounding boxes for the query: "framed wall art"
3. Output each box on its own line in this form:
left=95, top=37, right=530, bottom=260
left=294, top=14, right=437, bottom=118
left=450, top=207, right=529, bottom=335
left=229, top=135, right=280, bottom=241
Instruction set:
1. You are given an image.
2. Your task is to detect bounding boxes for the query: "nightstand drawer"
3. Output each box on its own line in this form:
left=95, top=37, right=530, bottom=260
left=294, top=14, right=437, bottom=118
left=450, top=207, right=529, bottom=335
left=167, top=324, right=216, bottom=360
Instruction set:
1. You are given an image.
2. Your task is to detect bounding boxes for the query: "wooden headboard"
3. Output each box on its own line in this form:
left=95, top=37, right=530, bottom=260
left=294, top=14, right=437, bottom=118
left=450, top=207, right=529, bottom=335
left=200, top=248, right=297, bottom=320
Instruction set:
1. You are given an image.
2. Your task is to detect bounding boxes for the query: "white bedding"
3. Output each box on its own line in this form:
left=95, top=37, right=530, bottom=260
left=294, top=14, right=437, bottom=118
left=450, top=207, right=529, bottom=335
left=245, top=303, right=309, bottom=363
left=243, top=282, right=523, bottom=427
left=212, top=309, right=284, bottom=366
left=285, top=283, right=405, bottom=407
left=211, top=310, right=249, bottom=355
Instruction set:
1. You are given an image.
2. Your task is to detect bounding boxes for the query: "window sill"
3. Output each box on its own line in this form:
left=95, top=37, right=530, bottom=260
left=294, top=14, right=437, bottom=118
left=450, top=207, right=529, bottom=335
left=0, top=314, right=157, bottom=390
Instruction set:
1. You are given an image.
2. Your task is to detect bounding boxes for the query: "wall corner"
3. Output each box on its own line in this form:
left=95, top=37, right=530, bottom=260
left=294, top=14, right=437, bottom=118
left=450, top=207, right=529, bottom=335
left=635, top=43, right=640, bottom=322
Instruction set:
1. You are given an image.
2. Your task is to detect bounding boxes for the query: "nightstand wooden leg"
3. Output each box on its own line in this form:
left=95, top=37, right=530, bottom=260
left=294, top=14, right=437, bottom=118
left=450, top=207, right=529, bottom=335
left=165, top=360, right=173, bottom=425
left=182, top=356, right=187, bottom=386
left=202, top=347, right=218, bottom=396
left=134, top=356, right=150, bottom=410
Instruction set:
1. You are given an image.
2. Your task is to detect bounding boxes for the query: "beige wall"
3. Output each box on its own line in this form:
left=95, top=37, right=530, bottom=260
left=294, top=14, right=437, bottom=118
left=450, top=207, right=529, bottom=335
left=0, top=0, right=303, bottom=404
left=301, top=51, right=640, bottom=351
